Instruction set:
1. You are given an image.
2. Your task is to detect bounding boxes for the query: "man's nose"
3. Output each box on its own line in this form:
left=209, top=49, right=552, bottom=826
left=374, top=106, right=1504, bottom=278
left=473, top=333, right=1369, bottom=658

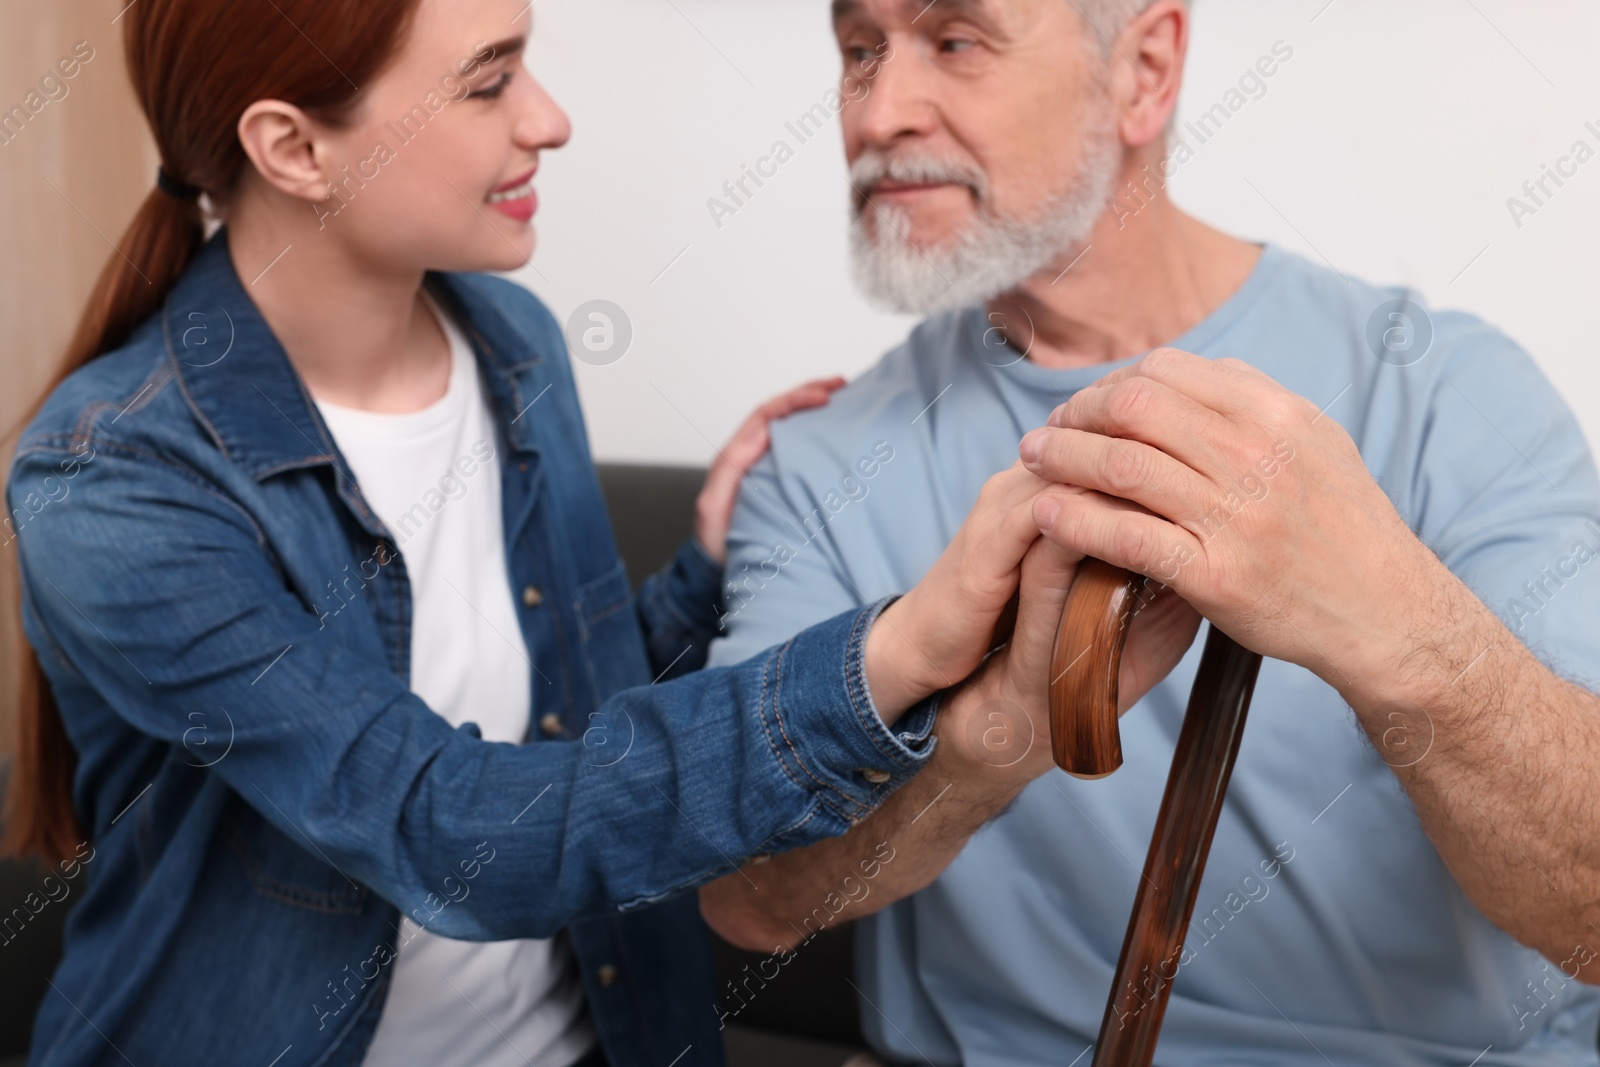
left=848, top=45, right=938, bottom=148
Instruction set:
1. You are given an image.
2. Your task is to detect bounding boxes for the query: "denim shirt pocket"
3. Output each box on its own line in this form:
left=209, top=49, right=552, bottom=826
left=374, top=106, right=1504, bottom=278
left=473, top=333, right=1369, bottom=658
left=574, top=560, right=652, bottom=706
left=218, top=796, right=368, bottom=914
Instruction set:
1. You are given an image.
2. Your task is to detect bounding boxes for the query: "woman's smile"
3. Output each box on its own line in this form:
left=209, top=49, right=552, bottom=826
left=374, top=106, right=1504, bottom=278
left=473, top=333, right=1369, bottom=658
left=487, top=166, right=537, bottom=221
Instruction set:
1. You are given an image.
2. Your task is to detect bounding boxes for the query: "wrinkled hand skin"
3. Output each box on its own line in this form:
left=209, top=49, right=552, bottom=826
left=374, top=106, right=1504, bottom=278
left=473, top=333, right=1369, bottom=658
left=1019, top=347, right=1438, bottom=706
left=862, top=462, right=1057, bottom=721
left=939, top=536, right=1201, bottom=784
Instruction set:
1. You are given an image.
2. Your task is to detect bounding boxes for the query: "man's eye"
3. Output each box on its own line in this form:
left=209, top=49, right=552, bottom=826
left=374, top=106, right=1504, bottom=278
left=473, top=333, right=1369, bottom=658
left=939, top=37, right=975, bottom=54
left=469, top=72, right=512, bottom=99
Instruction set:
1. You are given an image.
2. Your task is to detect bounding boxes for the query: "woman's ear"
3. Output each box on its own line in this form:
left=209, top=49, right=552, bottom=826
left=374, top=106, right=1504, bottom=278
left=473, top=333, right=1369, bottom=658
left=237, top=100, right=329, bottom=202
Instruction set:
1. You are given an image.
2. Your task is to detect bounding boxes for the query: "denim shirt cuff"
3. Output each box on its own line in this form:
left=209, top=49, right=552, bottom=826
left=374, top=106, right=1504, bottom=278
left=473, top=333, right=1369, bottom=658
left=644, top=537, right=725, bottom=639
left=765, top=596, right=938, bottom=827
left=637, top=537, right=727, bottom=680
left=679, top=536, right=725, bottom=607
left=851, top=594, right=939, bottom=758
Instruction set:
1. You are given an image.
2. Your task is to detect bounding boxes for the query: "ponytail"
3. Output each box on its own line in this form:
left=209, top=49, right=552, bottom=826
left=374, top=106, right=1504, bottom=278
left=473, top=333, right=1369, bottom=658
left=63, top=185, right=205, bottom=381
left=2, top=184, right=201, bottom=863
left=7, top=656, right=80, bottom=861
left=4, top=0, right=423, bottom=864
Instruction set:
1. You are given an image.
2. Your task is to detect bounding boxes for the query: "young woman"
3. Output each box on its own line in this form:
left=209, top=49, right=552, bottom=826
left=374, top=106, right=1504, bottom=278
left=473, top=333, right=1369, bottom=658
left=2, top=0, right=1089, bottom=1064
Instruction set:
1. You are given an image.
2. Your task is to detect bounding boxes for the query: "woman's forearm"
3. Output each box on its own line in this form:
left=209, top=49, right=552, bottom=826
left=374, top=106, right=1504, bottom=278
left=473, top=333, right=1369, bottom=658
left=260, top=598, right=939, bottom=943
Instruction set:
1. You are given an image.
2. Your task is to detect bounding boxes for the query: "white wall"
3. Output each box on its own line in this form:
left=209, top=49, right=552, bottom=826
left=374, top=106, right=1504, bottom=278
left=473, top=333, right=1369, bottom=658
left=519, top=0, right=1600, bottom=466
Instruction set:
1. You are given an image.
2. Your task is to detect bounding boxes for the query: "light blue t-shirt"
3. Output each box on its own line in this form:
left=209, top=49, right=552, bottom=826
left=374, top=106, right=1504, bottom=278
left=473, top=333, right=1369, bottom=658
left=707, top=244, right=1600, bottom=1066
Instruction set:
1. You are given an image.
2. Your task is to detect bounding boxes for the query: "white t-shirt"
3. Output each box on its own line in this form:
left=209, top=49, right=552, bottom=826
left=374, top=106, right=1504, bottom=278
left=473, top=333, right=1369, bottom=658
left=314, top=293, right=597, bottom=1067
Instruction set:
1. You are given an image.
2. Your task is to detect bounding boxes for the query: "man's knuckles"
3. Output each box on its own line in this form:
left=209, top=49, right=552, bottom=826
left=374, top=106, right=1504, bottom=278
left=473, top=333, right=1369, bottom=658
left=1140, top=346, right=1196, bottom=378
left=1098, top=440, right=1159, bottom=497
left=1099, top=378, right=1162, bottom=434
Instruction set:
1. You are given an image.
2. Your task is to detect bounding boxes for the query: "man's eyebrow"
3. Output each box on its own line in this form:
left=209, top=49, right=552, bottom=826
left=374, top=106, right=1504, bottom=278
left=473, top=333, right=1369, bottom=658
left=906, top=0, right=995, bottom=19
left=832, top=0, right=1003, bottom=29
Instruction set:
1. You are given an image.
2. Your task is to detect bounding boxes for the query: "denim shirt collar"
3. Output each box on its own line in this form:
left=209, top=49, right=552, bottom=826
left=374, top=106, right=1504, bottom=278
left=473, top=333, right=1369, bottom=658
left=164, top=227, right=547, bottom=487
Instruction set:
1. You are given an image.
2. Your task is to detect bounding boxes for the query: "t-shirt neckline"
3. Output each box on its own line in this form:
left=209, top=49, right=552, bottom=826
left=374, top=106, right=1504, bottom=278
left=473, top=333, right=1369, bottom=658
left=968, top=242, right=1284, bottom=395
left=312, top=291, right=475, bottom=438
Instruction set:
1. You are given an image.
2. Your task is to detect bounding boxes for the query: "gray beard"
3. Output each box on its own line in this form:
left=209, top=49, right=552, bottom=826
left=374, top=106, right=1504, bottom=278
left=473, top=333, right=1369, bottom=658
left=848, top=119, right=1123, bottom=317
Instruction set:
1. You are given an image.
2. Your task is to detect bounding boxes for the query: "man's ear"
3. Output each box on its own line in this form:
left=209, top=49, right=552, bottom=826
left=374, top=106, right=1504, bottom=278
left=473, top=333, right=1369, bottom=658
left=236, top=99, right=331, bottom=202
left=1114, top=0, right=1187, bottom=149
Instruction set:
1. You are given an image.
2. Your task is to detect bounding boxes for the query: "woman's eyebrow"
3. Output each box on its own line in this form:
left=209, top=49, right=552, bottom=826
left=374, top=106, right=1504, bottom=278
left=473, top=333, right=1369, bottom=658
left=476, top=34, right=527, bottom=63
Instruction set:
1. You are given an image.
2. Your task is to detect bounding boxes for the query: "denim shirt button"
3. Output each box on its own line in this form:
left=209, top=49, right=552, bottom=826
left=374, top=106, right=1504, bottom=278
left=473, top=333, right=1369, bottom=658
left=859, top=768, right=892, bottom=785
left=597, top=964, right=619, bottom=988
left=521, top=585, right=544, bottom=608
left=538, top=713, right=563, bottom=737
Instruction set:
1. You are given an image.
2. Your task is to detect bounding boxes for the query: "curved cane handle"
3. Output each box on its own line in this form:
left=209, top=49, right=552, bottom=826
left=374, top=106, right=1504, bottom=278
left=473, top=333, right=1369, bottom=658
left=1047, top=556, right=1266, bottom=1067
left=1048, top=558, right=1143, bottom=778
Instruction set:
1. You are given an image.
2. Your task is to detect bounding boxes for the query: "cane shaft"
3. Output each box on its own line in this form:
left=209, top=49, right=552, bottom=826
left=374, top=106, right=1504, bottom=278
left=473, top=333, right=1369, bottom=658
left=1090, top=625, right=1261, bottom=1066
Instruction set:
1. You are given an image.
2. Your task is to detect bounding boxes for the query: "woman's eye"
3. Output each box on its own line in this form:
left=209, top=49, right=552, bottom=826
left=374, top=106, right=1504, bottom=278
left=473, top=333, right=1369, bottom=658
left=469, top=72, right=513, bottom=100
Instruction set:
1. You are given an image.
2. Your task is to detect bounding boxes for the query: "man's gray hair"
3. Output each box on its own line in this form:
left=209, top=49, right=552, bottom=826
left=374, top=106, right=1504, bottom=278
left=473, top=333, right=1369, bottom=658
left=1070, top=0, right=1181, bottom=57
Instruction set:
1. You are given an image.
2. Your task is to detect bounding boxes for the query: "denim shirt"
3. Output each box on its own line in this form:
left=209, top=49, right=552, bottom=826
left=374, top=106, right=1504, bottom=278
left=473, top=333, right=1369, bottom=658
left=7, top=231, right=937, bottom=1067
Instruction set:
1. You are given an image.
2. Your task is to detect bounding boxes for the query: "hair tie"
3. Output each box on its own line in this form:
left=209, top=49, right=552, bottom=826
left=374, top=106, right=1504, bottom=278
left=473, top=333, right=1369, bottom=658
left=156, top=167, right=201, bottom=202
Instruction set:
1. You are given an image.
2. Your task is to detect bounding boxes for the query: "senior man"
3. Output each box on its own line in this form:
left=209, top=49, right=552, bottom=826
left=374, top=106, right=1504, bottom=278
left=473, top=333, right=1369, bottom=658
left=699, top=0, right=1600, bottom=1064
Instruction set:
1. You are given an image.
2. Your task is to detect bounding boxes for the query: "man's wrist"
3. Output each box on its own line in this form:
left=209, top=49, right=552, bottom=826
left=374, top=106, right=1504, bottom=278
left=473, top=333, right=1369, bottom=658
left=1336, top=557, right=1502, bottom=734
left=926, top=710, right=1035, bottom=819
left=933, top=667, right=1054, bottom=791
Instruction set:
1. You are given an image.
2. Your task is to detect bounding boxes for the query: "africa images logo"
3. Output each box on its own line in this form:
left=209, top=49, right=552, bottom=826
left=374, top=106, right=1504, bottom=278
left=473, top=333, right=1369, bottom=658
left=1366, top=298, right=1434, bottom=368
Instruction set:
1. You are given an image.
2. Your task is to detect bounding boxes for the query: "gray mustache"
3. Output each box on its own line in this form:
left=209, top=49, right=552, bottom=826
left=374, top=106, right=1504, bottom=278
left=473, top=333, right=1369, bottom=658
left=849, top=152, right=987, bottom=210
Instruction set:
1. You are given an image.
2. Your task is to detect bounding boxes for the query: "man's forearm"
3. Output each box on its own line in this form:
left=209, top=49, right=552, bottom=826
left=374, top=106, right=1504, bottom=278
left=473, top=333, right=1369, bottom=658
left=1344, top=558, right=1600, bottom=981
left=699, top=738, right=1026, bottom=952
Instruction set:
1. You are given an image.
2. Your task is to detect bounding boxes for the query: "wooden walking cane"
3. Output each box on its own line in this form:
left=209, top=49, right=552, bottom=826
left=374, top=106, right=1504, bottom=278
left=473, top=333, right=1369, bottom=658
left=1049, top=559, right=1264, bottom=1067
